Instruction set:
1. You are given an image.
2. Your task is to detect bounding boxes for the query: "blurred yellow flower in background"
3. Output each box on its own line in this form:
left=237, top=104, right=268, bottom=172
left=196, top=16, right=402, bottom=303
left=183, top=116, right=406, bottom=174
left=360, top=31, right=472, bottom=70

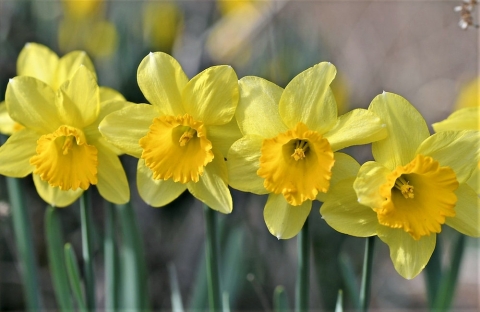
left=58, top=0, right=118, bottom=58
left=0, top=66, right=130, bottom=207
left=100, top=52, right=240, bottom=213
left=321, top=92, right=480, bottom=279
left=227, top=62, right=386, bottom=239
left=142, top=1, right=183, bottom=52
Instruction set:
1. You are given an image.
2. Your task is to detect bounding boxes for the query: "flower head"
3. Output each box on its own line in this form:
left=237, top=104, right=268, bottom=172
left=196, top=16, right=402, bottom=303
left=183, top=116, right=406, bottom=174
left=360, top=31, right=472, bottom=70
left=432, top=79, right=480, bottom=194
left=99, top=52, right=240, bottom=213
left=227, top=63, right=387, bottom=239
left=0, top=66, right=130, bottom=207
left=0, top=42, right=96, bottom=135
left=321, top=92, right=480, bottom=279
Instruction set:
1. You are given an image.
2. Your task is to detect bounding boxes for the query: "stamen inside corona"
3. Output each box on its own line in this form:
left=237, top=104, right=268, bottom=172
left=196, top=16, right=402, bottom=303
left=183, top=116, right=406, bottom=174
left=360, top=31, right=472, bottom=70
left=30, top=125, right=98, bottom=191
left=258, top=122, right=334, bottom=206
left=139, top=114, right=213, bottom=183
left=377, top=154, right=458, bottom=240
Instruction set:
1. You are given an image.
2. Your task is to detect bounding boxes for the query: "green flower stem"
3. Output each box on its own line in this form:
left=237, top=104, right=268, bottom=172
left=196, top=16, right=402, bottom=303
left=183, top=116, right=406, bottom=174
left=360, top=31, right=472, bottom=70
left=203, top=204, right=222, bottom=312
left=104, top=201, right=117, bottom=311
left=116, top=203, right=149, bottom=311
left=359, top=236, right=375, bottom=312
left=295, top=216, right=310, bottom=312
left=80, top=191, right=96, bottom=311
left=425, top=239, right=442, bottom=308
left=6, top=177, right=42, bottom=311
left=433, top=234, right=466, bottom=312
left=45, top=206, right=74, bottom=311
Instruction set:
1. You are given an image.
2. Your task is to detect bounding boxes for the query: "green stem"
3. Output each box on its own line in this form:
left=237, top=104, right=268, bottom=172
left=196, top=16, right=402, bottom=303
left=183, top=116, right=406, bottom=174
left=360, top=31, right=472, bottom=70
left=64, top=243, right=87, bottom=312
left=80, top=191, right=96, bottom=311
left=6, top=177, right=42, bottom=311
left=359, top=236, right=375, bottom=312
left=116, top=203, right=148, bottom=311
left=203, top=204, right=221, bottom=312
left=425, top=238, right=442, bottom=309
left=104, top=201, right=117, bottom=311
left=433, top=234, right=466, bottom=312
left=295, top=217, right=310, bottom=312
left=45, top=206, right=74, bottom=311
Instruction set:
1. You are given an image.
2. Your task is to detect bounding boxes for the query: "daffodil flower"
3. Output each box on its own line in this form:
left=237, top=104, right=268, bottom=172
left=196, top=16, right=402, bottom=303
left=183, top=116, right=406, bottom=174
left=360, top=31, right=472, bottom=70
left=321, top=92, right=480, bottom=279
left=0, top=66, right=130, bottom=207
left=227, top=62, right=387, bottom=239
left=432, top=99, right=480, bottom=194
left=0, top=42, right=96, bottom=135
left=99, top=52, right=240, bottom=213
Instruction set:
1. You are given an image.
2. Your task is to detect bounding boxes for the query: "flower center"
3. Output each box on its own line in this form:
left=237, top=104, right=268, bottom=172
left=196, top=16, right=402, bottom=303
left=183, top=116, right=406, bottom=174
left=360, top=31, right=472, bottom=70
left=394, top=176, right=414, bottom=199
left=30, top=125, right=98, bottom=191
left=257, top=122, right=335, bottom=206
left=377, top=154, right=458, bottom=240
left=139, top=114, right=214, bottom=183
left=291, top=140, right=309, bottom=161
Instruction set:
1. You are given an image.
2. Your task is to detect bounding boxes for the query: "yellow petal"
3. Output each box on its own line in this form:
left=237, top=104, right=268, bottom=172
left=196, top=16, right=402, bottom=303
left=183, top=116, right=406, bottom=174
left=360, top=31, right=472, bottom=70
left=0, top=129, right=37, bottom=177
left=182, top=65, right=238, bottom=126
left=416, top=130, right=480, bottom=184
left=320, top=178, right=378, bottom=237
left=377, top=155, right=458, bottom=240
left=96, top=143, right=130, bottom=204
left=377, top=226, right=436, bottom=279
left=324, top=108, right=387, bottom=152
left=84, top=96, right=130, bottom=141
left=54, top=51, right=96, bottom=90
left=208, top=116, right=242, bottom=158
left=264, top=193, right=312, bottom=239
left=33, top=174, right=83, bottom=207
left=227, top=135, right=268, bottom=194
left=466, top=167, right=480, bottom=193
left=316, top=152, right=360, bottom=202
left=279, top=62, right=338, bottom=134
left=140, top=114, right=214, bottom=183
left=353, top=161, right=391, bottom=209
left=258, top=122, right=335, bottom=206
left=57, top=65, right=99, bottom=128
left=6, top=76, right=62, bottom=133
left=187, top=150, right=232, bottom=214
left=0, top=101, right=21, bottom=135
left=17, top=43, right=59, bottom=86
left=236, top=76, right=287, bottom=137
left=454, top=77, right=479, bottom=109
left=137, top=159, right=187, bottom=207
left=432, top=107, right=479, bottom=132
left=137, top=52, right=188, bottom=116
left=99, top=87, right=125, bottom=102
left=30, top=126, right=98, bottom=191
left=99, top=103, right=157, bottom=158
left=446, top=183, right=480, bottom=237
left=369, top=92, right=429, bottom=170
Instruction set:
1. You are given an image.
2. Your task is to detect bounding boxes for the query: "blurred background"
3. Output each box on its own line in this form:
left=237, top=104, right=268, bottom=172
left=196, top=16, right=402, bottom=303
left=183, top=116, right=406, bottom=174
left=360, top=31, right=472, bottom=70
left=0, top=0, right=478, bottom=311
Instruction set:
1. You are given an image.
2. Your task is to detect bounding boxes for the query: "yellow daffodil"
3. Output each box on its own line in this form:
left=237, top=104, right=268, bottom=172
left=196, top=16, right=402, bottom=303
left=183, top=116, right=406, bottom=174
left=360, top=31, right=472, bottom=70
left=99, top=52, right=240, bottom=213
left=321, top=92, right=480, bottom=279
left=59, top=0, right=118, bottom=58
left=0, top=66, right=130, bottom=207
left=0, top=42, right=96, bottom=135
left=227, top=62, right=387, bottom=239
left=432, top=87, right=480, bottom=194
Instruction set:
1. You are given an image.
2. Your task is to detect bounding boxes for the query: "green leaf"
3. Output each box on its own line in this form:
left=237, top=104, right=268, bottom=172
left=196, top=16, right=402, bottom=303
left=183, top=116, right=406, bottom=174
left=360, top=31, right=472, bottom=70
left=168, top=263, right=184, bottom=312
left=64, top=243, right=87, bottom=312
left=45, top=206, right=74, bottom=311
left=335, top=290, right=343, bottom=312
left=273, top=285, right=290, bottom=312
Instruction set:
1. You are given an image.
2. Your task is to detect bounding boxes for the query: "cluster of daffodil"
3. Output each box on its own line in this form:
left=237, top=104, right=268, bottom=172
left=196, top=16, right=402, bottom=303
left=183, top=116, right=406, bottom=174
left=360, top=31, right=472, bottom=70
left=0, top=42, right=478, bottom=288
